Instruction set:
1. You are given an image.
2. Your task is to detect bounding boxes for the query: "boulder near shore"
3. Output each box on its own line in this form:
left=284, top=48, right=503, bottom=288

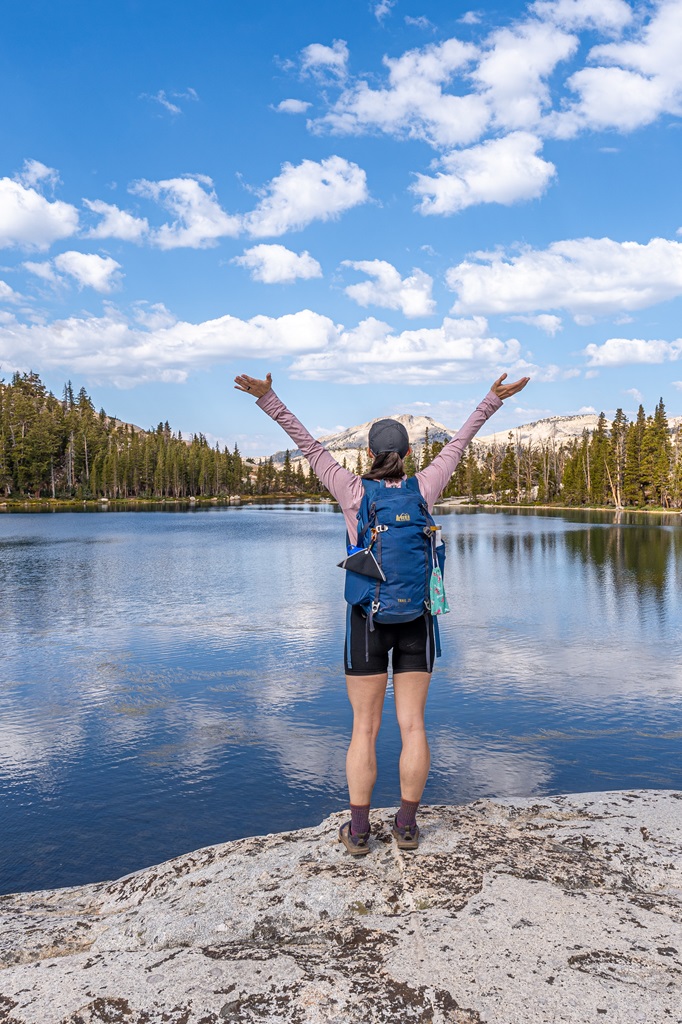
left=1, top=790, right=681, bottom=1024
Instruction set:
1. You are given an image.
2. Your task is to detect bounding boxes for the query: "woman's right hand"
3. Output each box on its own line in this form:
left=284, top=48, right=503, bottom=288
left=491, top=373, right=530, bottom=400
left=234, top=372, right=273, bottom=398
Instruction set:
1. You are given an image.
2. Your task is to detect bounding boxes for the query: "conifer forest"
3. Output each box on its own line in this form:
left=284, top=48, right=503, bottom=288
left=2, top=371, right=681, bottom=510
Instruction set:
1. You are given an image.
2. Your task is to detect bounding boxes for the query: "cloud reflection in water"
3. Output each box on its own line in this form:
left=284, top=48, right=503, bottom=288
left=1, top=505, right=681, bottom=893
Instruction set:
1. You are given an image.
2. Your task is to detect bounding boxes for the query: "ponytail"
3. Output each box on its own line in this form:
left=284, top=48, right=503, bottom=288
left=362, top=451, right=405, bottom=481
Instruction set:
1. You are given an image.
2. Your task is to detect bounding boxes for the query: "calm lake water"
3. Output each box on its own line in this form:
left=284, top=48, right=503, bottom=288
left=1, top=503, right=682, bottom=895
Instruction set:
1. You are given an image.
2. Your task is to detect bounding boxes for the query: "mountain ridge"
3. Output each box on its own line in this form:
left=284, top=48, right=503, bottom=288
left=263, top=410, right=682, bottom=469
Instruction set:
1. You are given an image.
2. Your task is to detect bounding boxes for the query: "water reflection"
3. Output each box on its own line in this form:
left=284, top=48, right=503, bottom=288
left=563, top=523, right=678, bottom=606
left=429, top=726, right=554, bottom=799
left=1, top=506, right=681, bottom=894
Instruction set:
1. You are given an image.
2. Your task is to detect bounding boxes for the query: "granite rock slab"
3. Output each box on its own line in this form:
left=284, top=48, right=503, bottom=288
left=1, top=790, right=681, bottom=1024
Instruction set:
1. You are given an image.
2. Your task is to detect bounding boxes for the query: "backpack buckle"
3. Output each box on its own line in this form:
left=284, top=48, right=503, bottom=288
left=371, top=600, right=381, bottom=615
left=375, top=524, right=388, bottom=533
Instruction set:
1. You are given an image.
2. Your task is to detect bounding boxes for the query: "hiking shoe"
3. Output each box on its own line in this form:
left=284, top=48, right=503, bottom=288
left=338, top=821, right=371, bottom=856
left=392, top=815, right=420, bottom=850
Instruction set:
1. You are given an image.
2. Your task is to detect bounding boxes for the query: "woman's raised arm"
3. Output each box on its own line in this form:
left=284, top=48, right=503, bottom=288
left=416, top=373, right=530, bottom=508
left=234, top=372, right=362, bottom=510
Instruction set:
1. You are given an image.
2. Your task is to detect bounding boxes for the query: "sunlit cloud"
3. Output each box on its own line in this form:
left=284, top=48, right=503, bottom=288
left=130, top=175, right=241, bottom=249
left=0, top=174, right=78, bottom=250
left=342, top=259, right=436, bottom=317
left=447, top=236, right=682, bottom=317
left=585, top=337, right=682, bottom=367
left=234, top=244, right=323, bottom=283
left=412, top=132, right=556, bottom=214
left=243, top=156, right=369, bottom=238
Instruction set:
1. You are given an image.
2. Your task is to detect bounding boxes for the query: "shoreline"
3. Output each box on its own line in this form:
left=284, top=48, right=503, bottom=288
left=0, top=493, right=329, bottom=511
left=1, top=495, right=680, bottom=516
left=1, top=789, right=680, bottom=1023
left=435, top=498, right=682, bottom=516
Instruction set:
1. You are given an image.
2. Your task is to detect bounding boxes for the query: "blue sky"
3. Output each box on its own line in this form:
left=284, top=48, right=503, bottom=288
left=1, top=0, right=682, bottom=453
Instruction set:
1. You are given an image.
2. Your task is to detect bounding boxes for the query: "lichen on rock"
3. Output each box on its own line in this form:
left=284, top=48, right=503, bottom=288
left=0, top=791, right=681, bottom=1023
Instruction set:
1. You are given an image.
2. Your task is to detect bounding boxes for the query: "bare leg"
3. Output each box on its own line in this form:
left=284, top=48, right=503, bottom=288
left=393, top=671, right=432, bottom=802
left=345, top=673, right=388, bottom=805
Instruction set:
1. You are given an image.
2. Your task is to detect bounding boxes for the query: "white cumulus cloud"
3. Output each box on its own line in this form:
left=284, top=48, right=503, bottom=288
left=16, top=158, right=61, bottom=191
left=23, top=260, right=60, bottom=284
left=374, top=0, right=396, bottom=21
left=234, top=244, right=323, bottom=283
left=301, top=40, right=349, bottom=79
left=24, top=252, right=122, bottom=292
left=531, top=0, right=633, bottom=31
left=83, top=199, right=149, bottom=242
left=243, top=156, right=369, bottom=238
left=274, top=99, right=311, bottom=114
left=305, top=4, right=682, bottom=157
left=412, top=131, right=556, bottom=214
left=130, top=175, right=241, bottom=249
left=447, top=236, right=682, bottom=317
left=0, top=307, right=337, bottom=386
left=290, top=314, right=524, bottom=384
left=342, top=259, right=436, bottom=317
left=0, top=281, right=23, bottom=303
left=509, top=313, right=563, bottom=335
left=584, top=337, right=682, bottom=366
left=472, top=20, right=578, bottom=132
left=81, top=159, right=368, bottom=248
left=554, top=0, right=682, bottom=135
left=53, top=251, right=123, bottom=292
left=0, top=176, right=78, bottom=250
left=311, top=38, right=485, bottom=148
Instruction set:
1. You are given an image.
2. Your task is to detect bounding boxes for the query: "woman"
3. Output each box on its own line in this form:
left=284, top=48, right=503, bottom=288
left=235, top=370, right=529, bottom=855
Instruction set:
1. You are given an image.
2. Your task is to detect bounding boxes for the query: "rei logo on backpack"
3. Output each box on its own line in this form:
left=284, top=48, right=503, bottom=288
left=342, top=477, right=448, bottom=637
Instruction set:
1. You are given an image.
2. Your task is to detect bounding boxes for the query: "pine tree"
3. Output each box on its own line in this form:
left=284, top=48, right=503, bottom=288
left=497, top=433, right=517, bottom=501
left=623, top=405, right=646, bottom=506
left=560, top=440, right=583, bottom=504
left=588, top=413, right=610, bottom=506
left=670, top=424, right=682, bottom=508
left=421, top=427, right=431, bottom=470
left=283, top=450, right=293, bottom=492
left=650, top=398, right=672, bottom=506
left=609, top=408, right=628, bottom=508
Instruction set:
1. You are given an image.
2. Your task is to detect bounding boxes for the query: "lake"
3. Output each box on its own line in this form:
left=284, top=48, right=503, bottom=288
left=1, top=504, right=681, bottom=896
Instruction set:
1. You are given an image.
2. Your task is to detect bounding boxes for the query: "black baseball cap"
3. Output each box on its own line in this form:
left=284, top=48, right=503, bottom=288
left=368, top=418, right=410, bottom=457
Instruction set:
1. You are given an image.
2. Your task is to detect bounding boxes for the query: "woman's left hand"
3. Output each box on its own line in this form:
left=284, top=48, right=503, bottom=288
left=234, top=372, right=272, bottom=398
left=491, top=373, right=530, bottom=400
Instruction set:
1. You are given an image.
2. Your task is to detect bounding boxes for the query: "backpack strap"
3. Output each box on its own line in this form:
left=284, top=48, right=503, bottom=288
left=433, top=614, right=441, bottom=660
left=367, top=527, right=383, bottom=634
left=356, top=478, right=381, bottom=547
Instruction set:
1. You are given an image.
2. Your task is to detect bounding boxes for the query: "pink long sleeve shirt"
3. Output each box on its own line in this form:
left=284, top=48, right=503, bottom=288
left=256, top=389, right=502, bottom=542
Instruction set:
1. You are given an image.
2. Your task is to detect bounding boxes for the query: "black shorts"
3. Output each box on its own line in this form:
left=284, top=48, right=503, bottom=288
left=344, top=605, right=436, bottom=676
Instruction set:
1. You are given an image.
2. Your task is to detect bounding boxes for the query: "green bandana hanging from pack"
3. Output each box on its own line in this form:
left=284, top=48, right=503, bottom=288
left=429, top=564, right=450, bottom=615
